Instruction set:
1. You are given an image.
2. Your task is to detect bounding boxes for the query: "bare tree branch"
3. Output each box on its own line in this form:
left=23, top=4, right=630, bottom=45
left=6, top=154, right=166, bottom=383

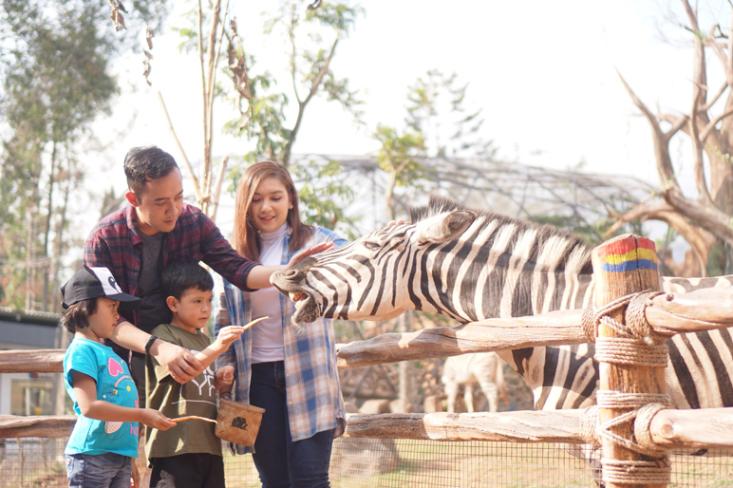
left=690, top=78, right=715, bottom=206
left=617, top=72, right=681, bottom=191
left=288, top=6, right=302, bottom=104
left=603, top=198, right=712, bottom=274
left=701, top=107, right=733, bottom=142
left=683, top=0, right=708, bottom=105
left=659, top=113, right=689, bottom=133
left=704, top=82, right=728, bottom=111
left=210, top=156, right=228, bottom=223
left=195, top=0, right=211, bottom=210
left=157, top=91, right=201, bottom=203
left=282, top=34, right=339, bottom=165
left=201, top=0, right=224, bottom=212
left=664, top=187, right=733, bottom=248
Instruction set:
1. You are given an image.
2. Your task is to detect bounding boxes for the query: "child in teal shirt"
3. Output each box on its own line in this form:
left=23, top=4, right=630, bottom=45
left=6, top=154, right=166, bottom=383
left=61, top=266, right=176, bottom=487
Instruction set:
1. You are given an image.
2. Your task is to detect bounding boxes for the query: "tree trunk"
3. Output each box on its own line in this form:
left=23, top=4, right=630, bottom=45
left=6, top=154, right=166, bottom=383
left=42, top=141, right=57, bottom=309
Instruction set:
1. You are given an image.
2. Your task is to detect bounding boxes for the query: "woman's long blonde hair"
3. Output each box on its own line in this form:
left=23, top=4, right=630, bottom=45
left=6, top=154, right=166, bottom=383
left=232, top=161, right=313, bottom=261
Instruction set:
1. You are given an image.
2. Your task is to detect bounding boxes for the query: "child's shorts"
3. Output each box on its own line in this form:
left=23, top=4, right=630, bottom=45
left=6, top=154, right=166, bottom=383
left=65, top=452, right=132, bottom=488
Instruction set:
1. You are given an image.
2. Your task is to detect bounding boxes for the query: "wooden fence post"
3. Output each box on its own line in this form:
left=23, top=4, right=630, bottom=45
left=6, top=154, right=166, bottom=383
left=592, top=234, right=670, bottom=488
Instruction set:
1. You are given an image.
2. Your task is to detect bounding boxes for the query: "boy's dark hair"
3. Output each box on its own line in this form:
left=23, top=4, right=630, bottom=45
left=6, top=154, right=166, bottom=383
left=60, top=299, right=98, bottom=333
left=162, top=261, right=214, bottom=300
left=124, top=146, right=179, bottom=196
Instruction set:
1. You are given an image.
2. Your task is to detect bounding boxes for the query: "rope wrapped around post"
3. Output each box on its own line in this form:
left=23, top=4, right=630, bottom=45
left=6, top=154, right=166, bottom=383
left=590, top=235, right=670, bottom=488
left=583, top=290, right=672, bottom=484
left=581, top=290, right=667, bottom=345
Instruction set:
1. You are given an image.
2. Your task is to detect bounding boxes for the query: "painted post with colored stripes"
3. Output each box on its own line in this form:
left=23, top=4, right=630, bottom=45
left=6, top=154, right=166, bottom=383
left=592, top=234, right=668, bottom=488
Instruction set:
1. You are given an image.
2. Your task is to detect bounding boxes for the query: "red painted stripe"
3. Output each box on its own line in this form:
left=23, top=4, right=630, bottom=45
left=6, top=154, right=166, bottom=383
left=597, top=236, right=656, bottom=257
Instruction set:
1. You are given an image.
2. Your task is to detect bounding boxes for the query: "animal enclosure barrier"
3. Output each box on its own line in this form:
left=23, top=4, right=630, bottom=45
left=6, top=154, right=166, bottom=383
left=2, top=234, right=733, bottom=487
left=2, top=437, right=733, bottom=487
left=331, top=234, right=733, bottom=487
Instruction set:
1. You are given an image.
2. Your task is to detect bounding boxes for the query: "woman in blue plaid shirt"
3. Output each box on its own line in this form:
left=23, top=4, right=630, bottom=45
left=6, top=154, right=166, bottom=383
left=216, top=161, right=347, bottom=488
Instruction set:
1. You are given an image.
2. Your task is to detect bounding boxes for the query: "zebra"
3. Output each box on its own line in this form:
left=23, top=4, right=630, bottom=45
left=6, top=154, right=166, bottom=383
left=441, top=352, right=504, bottom=413
left=271, top=197, right=733, bottom=413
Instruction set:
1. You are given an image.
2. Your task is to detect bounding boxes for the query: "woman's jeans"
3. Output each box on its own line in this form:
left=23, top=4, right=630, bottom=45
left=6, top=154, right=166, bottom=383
left=250, top=361, right=334, bottom=488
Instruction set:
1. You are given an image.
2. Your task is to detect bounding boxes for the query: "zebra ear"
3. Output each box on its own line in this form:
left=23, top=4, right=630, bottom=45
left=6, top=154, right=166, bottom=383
left=413, top=210, right=474, bottom=245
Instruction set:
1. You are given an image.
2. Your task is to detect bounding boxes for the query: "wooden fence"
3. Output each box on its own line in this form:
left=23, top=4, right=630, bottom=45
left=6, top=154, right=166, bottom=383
left=2, top=234, right=733, bottom=487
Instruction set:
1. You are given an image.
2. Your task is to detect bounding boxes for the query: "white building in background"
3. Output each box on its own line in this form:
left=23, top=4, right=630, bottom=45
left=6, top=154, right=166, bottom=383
left=0, top=308, right=61, bottom=416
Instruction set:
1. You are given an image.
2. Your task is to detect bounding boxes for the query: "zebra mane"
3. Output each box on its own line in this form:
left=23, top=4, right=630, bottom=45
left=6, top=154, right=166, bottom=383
left=410, top=195, right=590, bottom=251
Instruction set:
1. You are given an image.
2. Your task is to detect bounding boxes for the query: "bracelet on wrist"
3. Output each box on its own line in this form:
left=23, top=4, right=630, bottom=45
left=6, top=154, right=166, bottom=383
left=144, top=335, right=159, bottom=356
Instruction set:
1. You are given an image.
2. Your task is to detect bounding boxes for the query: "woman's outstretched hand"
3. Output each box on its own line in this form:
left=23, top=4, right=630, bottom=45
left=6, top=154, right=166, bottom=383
left=288, top=241, right=334, bottom=267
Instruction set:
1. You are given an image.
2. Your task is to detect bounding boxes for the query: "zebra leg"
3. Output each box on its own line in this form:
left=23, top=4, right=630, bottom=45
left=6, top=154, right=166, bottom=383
left=478, top=379, right=499, bottom=412
left=566, top=444, right=603, bottom=487
left=444, top=380, right=458, bottom=413
left=464, top=383, right=475, bottom=413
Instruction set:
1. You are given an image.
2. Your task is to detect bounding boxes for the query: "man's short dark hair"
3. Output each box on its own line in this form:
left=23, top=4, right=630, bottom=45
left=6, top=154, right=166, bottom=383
left=162, top=261, right=214, bottom=300
left=60, top=299, right=99, bottom=333
left=124, top=146, right=180, bottom=195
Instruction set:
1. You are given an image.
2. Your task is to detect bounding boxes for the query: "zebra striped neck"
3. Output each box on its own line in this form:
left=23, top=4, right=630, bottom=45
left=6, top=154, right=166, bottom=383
left=408, top=213, right=595, bottom=323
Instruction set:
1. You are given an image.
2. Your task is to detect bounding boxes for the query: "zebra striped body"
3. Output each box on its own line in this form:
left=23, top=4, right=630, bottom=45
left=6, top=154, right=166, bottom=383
left=271, top=199, right=733, bottom=411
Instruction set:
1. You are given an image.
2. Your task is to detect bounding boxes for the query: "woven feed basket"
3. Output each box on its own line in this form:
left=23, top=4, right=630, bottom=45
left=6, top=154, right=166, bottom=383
left=215, top=399, right=266, bottom=446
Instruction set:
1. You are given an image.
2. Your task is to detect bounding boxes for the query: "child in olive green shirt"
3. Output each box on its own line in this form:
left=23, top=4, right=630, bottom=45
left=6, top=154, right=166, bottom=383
left=145, top=262, right=239, bottom=488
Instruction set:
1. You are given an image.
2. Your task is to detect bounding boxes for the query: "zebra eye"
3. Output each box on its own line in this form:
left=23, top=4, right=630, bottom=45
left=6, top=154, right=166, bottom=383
left=362, top=240, right=382, bottom=251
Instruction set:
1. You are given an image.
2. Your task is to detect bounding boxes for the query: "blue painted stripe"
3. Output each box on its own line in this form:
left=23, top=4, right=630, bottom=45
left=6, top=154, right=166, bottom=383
left=601, top=260, right=658, bottom=272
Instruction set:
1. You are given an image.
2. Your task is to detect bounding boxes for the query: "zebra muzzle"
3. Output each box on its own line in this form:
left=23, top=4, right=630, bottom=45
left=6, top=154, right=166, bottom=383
left=289, top=292, right=307, bottom=302
left=292, top=294, right=319, bottom=324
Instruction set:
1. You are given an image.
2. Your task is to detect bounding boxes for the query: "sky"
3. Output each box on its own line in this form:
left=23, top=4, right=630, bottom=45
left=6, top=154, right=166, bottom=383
left=84, top=0, right=726, bottom=237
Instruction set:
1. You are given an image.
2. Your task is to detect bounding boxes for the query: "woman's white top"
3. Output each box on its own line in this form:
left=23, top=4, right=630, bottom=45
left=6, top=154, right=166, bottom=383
left=249, top=224, right=287, bottom=363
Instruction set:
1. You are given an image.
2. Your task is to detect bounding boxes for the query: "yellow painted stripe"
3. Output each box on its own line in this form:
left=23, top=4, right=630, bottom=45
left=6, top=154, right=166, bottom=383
left=602, top=247, right=658, bottom=265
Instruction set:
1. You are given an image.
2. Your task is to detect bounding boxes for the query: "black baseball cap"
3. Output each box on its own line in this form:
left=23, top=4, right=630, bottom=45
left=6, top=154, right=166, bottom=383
left=61, top=266, right=140, bottom=309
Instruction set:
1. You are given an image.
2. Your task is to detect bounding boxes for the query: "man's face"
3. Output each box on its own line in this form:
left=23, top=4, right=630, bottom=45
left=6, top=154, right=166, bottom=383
left=128, top=169, right=184, bottom=235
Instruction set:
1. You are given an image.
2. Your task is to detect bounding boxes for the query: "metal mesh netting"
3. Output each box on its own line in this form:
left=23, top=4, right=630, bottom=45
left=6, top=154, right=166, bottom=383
left=297, top=155, right=656, bottom=242
left=4, top=437, right=733, bottom=487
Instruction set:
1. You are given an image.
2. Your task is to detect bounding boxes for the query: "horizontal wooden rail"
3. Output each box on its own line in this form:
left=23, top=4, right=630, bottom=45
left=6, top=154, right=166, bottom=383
left=0, top=415, right=74, bottom=438
left=0, top=349, right=64, bottom=373
left=344, top=410, right=591, bottom=443
left=645, top=288, right=733, bottom=334
left=337, top=288, right=733, bottom=368
left=4, top=406, right=733, bottom=451
left=2, top=410, right=589, bottom=443
left=336, top=310, right=586, bottom=368
left=644, top=408, right=733, bottom=450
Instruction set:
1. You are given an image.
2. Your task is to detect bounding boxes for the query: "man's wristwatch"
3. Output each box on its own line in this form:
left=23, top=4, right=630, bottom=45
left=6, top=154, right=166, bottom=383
left=144, top=335, right=159, bottom=355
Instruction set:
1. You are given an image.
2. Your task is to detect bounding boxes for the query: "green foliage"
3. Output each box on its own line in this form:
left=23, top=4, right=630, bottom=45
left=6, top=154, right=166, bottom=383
left=373, top=124, right=427, bottom=219
left=0, top=0, right=168, bottom=310
left=224, top=0, right=363, bottom=165
left=304, top=1, right=361, bottom=32
left=372, top=69, right=493, bottom=217
left=219, top=1, right=362, bottom=229
left=405, top=69, right=495, bottom=159
left=374, top=125, right=427, bottom=187
left=291, top=159, right=358, bottom=238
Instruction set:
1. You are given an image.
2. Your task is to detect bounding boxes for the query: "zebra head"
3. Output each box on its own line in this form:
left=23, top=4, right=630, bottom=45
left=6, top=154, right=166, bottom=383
left=271, top=200, right=475, bottom=323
